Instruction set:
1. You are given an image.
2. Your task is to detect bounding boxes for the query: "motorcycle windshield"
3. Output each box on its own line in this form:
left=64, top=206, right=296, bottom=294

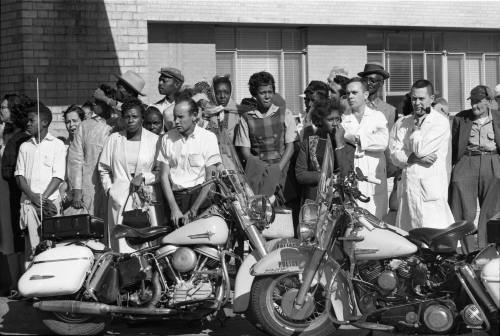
left=216, top=129, right=255, bottom=207
left=316, top=134, right=335, bottom=203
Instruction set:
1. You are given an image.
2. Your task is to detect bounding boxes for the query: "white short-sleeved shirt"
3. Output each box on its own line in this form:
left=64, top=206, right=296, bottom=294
left=14, top=133, right=67, bottom=201
left=154, top=98, right=175, bottom=131
left=234, top=104, right=298, bottom=148
left=158, top=125, right=221, bottom=190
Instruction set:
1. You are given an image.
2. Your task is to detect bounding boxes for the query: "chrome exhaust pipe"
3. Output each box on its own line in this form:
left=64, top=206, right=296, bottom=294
left=34, top=300, right=177, bottom=316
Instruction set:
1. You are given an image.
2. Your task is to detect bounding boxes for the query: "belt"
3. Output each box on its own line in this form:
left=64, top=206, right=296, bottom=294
left=464, top=149, right=499, bottom=156
left=173, top=186, right=200, bottom=195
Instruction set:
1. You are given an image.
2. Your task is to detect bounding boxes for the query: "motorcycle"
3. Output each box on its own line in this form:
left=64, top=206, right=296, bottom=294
left=17, top=132, right=296, bottom=335
left=247, top=136, right=500, bottom=336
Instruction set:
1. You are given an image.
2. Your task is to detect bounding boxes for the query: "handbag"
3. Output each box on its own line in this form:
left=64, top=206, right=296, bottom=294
left=121, top=192, right=150, bottom=229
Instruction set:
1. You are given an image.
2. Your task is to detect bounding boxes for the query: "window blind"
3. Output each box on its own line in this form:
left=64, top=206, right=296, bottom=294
left=447, top=55, right=464, bottom=112
left=485, top=55, right=499, bottom=90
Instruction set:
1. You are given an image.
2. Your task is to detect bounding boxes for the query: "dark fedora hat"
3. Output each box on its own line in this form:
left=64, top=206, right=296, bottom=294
left=358, top=62, right=390, bottom=79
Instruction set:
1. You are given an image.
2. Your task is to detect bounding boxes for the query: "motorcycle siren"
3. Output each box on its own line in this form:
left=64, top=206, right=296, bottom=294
left=248, top=195, right=275, bottom=228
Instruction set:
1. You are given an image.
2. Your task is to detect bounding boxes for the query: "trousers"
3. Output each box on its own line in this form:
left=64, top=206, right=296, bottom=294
left=449, top=153, right=500, bottom=248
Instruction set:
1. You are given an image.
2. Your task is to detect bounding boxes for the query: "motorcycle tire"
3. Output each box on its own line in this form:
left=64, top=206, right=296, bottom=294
left=248, top=274, right=337, bottom=336
left=41, top=311, right=106, bottom=335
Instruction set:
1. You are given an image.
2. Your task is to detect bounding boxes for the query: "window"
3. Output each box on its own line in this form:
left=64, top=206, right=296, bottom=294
left=367, top=30, right=500, bottom=112
left=215, top=27, right=306, bottom=115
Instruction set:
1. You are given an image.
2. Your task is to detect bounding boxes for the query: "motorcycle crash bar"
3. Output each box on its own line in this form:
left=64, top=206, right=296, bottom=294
left=33, top=300, right=178, bottom=316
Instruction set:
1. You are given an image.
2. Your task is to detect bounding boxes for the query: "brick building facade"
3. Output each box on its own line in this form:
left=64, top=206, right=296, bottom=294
left=1, top=0, right=499, bottom=134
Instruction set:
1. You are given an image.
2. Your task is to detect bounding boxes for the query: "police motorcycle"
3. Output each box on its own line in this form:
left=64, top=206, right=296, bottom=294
left=247, top=136, right=500, bottom=336
left=17, top=130, right=296, bottom=335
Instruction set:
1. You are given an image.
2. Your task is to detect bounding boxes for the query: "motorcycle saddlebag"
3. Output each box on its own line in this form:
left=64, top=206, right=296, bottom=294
left=18, top=245, right=94, bottom=297
left=42, top=214, right=104, bottom=241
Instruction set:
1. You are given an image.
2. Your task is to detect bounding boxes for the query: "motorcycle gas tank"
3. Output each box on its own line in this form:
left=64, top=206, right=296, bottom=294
left=18, top=245, right=94, bottom=298
left=161, top=216, right=228, bottom=245
left=344, top=226, right=417, bottom=260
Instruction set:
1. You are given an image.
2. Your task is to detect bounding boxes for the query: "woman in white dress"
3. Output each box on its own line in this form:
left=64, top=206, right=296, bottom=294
left=99, top=99, right=162, bottom=252
left=341, top=78, right=389, bottom=219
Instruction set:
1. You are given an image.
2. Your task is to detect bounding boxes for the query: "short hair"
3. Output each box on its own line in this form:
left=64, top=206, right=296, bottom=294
left=2, top=93, right=31, bottom=129
left=2, top=93, right=23, bottom=110
left=346, top=77, right=368, bottom=92
left=176, top=98, right=199, bottom=116
left=145, top=105, right=162, bottom=119
left=248, top=71, right=276, bottom=97
left=81, top=100, right=94, bottom=111
left=213, top=74, right=232, bottom=92
left=411, top=79, right=434, bottom=95
left=176, top=87, right=195, bottom=102
left=24, top=100, right=53, bottom=125
left=310, top=100, right=341, bottom=127
left=121, top=98, right=145, bottom=117
left=63, top=104, right=85, bottom=121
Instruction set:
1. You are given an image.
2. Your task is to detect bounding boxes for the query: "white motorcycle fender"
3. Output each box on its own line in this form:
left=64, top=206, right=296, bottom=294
left=233, top=238, right=298, bottom=313
left=18, top=245, right=94, bottom=298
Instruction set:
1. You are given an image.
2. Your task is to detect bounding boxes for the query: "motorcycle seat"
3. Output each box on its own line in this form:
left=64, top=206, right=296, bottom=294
left=408, top=221, right=476, bottom=253
left=113, top=225, right=173, bottom=244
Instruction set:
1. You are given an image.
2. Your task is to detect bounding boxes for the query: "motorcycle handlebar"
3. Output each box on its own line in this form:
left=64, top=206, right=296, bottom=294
left=357, top=193, right=371, bottom=203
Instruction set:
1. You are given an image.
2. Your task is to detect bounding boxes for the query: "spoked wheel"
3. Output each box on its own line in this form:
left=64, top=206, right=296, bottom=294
left=248, top=273, right=337, bottom=336
left=41, top=310, right=106, bottom=335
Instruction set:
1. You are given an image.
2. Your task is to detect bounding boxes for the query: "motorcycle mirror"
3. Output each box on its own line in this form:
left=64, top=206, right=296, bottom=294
left=355, top=167, right=366, bottom=180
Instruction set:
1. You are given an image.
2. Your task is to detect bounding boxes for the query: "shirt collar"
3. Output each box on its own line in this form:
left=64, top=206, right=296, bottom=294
left=248, top=104, right=279, bottom=118
left=472, top=108, right=492, bottom=125
left=30, top=132, right=55, bottom=144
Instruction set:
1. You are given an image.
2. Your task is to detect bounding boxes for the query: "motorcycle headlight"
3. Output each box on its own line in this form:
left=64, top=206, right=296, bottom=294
left=298, top=202, right=319, bottom=243
left=248, top=195, right=275, bottom=226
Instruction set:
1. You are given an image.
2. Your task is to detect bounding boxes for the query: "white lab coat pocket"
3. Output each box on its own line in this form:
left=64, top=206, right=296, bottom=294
left=420, top=177, right=439, bottom=202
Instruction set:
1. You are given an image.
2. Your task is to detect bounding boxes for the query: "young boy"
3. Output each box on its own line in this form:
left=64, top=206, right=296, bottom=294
left=14, top=102, right=66, bottom=261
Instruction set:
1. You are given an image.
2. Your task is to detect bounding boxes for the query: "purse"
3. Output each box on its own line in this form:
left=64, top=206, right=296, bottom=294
left=121, top=192, right=150, bottom=229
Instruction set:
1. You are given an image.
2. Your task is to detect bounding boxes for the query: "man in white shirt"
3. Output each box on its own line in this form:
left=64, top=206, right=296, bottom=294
left=159, top=98, right=221, bottom=227
left=15, top=103, right=66, bottom=258
left=154, top=67, right=184, bottom=132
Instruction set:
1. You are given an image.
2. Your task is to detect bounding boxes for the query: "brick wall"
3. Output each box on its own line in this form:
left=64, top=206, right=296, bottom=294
left=307, top=27, right=367, bottom=81
left=146, top=23, right=216, bottom=102
left=0, top=0, right=147, bottom=136
left=146, top=0, right=500, bottom=29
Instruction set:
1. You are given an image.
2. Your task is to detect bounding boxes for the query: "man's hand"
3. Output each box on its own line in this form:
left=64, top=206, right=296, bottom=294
left=419, top=153, right=437, bottom=166
left=407, top=153, right=437, bottom=166
left=170, top=205, right=184, bottom=228
left=29, top=192, right=43, bottom=208
left=71, top=189, right=84, bottom=209
left=131, top=174, right=144, bottom=188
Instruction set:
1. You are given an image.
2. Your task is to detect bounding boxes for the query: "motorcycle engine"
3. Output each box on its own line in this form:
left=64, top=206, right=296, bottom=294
left=172, top=280, right=213, bottom=304
left=358, top=257, right=429, bottom=297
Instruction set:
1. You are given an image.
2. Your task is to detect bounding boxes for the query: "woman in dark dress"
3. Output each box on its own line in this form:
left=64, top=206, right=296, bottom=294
left=295, top=100, right=354, bottom=204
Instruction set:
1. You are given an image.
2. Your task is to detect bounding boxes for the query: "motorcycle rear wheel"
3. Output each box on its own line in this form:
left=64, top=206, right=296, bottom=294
left=41, top=311, right=106, bottom=335
left=248, top=273, right=337, bottom=336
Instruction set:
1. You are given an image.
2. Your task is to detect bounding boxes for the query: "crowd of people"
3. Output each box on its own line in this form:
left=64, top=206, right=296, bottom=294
left=1, top=62, right=500, bottom=298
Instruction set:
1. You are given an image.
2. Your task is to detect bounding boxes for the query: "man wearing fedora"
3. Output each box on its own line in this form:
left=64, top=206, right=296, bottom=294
left=93, top=70, right=146, bottom=111
left=154, top=67, right=184, bottom=131
left=449, top=85, right=500, bottom=249
left=360, top=62, right=398, bottom=180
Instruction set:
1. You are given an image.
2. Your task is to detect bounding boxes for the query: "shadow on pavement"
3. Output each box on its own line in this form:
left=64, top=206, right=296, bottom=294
left=0, top=299, right=48, bottom=335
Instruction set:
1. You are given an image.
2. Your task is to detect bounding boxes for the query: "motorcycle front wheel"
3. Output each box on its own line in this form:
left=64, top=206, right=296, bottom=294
left=248, top=273, right=337, bottom=336
left=41, top=311, right=106, bottom=335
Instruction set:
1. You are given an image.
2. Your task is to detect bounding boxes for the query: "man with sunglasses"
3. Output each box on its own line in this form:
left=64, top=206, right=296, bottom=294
left=449, top=85, right=500, bottom=249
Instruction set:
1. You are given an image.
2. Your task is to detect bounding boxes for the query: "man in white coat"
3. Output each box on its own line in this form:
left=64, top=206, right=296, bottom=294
left=341, top=77, right=389, bottom=219
left=389, top=79, right=454, bottom=231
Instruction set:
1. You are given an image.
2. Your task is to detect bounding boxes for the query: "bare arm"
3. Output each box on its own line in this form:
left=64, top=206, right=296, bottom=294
left=189, top=164, right=217, bottom=218
left=279, top=142, right=294, bottom=171
left=160, top=161, right=183, bottom=227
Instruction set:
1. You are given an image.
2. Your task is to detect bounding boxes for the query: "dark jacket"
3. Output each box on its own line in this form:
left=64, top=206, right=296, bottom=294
left=1, top=131, right=31, bottom=182
left=451, top=108, right=500, bottom=165
left=295, top=134, right=354, bottom=202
